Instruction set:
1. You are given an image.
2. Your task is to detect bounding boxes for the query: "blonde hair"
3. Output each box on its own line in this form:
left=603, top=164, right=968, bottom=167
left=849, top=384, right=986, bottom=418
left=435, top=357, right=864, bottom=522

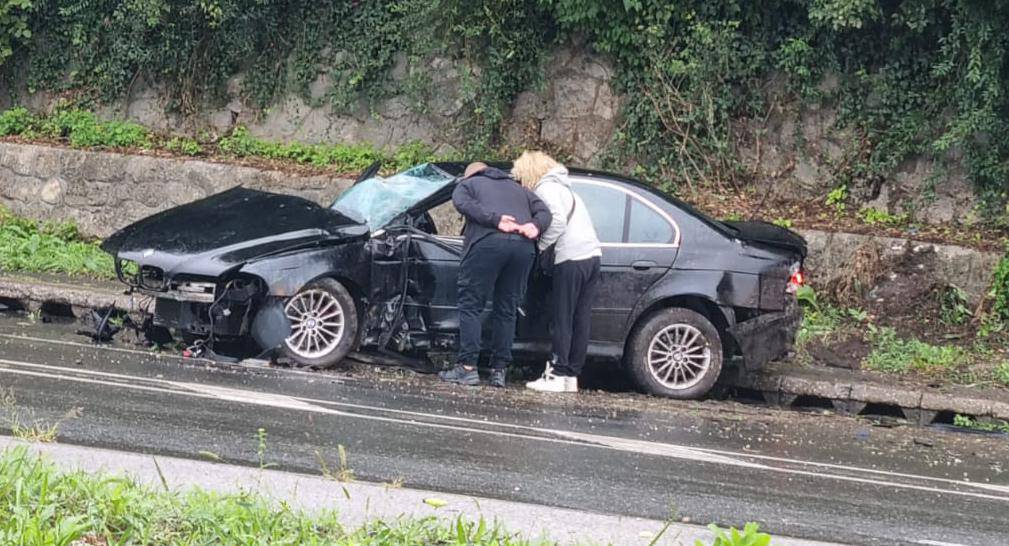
left=511, top=151, right=562, bottom=189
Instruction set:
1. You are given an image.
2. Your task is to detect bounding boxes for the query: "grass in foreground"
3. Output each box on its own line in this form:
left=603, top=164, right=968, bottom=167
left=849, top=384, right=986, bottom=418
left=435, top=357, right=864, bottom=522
left=0, top=206, right=114, bottom=280
left=0, top=446, right=772, bottom=546
left=0, top=446, right=543, bottom=545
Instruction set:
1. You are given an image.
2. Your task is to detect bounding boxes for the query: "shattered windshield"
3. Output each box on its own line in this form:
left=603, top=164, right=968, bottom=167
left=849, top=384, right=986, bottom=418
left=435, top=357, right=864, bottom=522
left=331, top=163, right=455, bottom=230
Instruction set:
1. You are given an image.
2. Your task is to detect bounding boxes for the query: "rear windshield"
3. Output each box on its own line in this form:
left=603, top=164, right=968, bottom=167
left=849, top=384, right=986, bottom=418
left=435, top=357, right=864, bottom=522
left=331, top=163, right=455, bottom=230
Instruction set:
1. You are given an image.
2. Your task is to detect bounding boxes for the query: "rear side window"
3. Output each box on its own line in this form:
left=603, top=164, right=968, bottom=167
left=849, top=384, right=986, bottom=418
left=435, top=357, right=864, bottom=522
left=628, top=198, right=674, bottom=244
left=572, top=182, right=626, bottom=243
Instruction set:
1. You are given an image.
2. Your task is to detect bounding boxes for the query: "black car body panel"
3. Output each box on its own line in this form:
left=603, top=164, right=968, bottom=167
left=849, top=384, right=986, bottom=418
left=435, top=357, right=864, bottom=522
left=102, top=187, right=368, bottom=281
left=103, top=162, right=805, bottom=383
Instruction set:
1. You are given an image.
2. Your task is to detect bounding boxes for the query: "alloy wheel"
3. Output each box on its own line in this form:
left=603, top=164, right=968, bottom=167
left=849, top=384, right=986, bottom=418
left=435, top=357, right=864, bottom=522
left=646, top=324, right=711, bottom=390
left=284, top=289, right=345, bottom=359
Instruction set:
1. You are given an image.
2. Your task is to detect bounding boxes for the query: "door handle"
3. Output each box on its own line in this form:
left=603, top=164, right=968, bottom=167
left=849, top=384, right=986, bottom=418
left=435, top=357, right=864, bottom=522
left=632, top=260, right=657, bottom=271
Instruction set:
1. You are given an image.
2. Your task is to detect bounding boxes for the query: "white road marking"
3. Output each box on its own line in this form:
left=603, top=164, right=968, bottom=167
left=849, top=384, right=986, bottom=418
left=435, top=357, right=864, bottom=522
left=8, top=331, right=1002, bottom=492
left=1, top=356, right=1008, bottom=505
left=915, top=541, right=970, bottom=546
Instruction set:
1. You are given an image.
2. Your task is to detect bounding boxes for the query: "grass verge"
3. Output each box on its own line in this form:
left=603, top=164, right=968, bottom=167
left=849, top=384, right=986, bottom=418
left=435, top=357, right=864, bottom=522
left=0, top=105, right=450, bottom=176
left=0, top=206, right=114, bottom=279
left=0, top=446, right=541, bottom=545
left=0, top=446, right=769, bottom=546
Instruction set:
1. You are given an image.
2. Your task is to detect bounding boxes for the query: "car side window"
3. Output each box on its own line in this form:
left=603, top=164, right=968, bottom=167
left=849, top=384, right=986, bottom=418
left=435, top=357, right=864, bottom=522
left=627, top=198, right=674, bottom=244
left=571, top=182, right=626, bottom=244
left=427, top=199, right=465, bottom=237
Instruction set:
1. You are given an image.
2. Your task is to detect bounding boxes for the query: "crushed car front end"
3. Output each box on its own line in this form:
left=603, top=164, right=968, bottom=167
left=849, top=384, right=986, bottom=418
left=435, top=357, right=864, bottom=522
left=103, top=187, right=370, bottom=348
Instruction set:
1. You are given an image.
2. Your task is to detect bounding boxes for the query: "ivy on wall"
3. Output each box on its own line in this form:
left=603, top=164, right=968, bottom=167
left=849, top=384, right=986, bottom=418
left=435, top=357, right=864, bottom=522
left=5, top=1, right=1009, bottom=217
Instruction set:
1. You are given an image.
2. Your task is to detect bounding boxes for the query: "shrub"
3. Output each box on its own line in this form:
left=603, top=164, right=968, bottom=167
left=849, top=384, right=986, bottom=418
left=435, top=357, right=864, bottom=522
left=0, top=106, right=32, bottom=135
left=40, top=109, right=150, bottom=149
left=165, top=136, right=204, bottom=156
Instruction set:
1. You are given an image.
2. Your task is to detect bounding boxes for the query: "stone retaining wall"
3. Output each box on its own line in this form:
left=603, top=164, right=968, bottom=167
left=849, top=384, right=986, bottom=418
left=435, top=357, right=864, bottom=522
left=0, top=142, right=353, bottom=238
left=0, top=141, right=998, bottom=302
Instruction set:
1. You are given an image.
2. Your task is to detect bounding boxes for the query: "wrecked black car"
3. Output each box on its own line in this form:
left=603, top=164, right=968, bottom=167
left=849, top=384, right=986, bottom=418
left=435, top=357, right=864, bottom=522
left=102, top=162, right=807, bottom=399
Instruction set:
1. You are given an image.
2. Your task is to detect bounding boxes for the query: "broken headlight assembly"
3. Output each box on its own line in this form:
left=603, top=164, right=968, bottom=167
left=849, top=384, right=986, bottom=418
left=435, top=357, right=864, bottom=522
left=114, top=258, right=140, bottom=286
left=139, top=265, right=165, bottom=290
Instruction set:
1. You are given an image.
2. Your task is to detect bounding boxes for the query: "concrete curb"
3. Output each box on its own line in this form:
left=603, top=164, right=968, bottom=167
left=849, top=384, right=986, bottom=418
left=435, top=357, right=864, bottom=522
left=726, top=363, right=1009, bottom=425
left=4, top=272, right=1008, bottom=426
left=0, top=273, right=145, bottom=317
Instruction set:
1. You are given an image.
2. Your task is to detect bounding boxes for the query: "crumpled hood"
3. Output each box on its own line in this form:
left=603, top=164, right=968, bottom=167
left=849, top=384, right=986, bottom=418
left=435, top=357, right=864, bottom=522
left=102, top=186, right=368, bottom=278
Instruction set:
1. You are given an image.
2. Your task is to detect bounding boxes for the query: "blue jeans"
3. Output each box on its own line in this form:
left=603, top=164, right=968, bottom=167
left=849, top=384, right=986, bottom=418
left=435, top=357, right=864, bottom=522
left=456, top=233, right=536, bottom=369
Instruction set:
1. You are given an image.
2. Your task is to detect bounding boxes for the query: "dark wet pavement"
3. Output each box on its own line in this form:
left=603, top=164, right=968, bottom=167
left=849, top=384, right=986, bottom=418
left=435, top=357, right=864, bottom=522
left=0, top=314, right=1007, bottom=545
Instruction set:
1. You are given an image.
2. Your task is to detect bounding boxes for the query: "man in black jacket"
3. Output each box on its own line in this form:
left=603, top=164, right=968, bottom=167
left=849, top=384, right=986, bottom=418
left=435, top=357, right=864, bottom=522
left=439, top=162, right=551, bottom=387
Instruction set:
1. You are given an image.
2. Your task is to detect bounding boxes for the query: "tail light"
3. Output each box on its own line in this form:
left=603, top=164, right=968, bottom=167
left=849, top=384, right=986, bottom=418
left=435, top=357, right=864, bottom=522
left=786, top=264, right=805, bottom=294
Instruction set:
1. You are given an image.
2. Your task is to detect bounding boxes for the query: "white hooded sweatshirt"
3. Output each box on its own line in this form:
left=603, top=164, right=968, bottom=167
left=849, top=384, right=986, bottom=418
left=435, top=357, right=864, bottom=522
left=534, top=166, right=602, bottom=264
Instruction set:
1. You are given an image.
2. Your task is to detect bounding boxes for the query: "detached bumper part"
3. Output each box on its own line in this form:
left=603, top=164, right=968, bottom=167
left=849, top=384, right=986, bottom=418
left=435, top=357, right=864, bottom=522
left=728, top=300, right=801, bottom=371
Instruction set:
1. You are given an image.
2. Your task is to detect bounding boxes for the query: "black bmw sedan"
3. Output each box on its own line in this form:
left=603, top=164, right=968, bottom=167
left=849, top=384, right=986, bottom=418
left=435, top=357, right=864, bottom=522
left=102, top=162, right=807, bottom=399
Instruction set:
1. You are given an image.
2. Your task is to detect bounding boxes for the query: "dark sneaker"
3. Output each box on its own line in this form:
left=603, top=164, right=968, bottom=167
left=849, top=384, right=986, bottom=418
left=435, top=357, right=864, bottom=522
left=489, top=369, right=506, bottom=388
left=438, top=365, right=479, bottom=386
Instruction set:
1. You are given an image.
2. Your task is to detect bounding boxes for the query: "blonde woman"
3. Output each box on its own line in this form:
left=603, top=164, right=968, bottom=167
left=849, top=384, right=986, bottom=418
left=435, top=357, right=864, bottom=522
left=512, top=152, right=601, bottom=393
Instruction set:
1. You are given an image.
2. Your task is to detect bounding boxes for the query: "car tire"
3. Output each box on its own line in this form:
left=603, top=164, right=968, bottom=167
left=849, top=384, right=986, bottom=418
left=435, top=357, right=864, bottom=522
left=281, top=278, right=358, bottom=369
left=626, top=307, right=723, bottom=399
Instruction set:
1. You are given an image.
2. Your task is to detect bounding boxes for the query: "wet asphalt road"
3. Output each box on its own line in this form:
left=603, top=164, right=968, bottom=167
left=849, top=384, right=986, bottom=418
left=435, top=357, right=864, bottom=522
left=0, top=315, right=1007, bottom=546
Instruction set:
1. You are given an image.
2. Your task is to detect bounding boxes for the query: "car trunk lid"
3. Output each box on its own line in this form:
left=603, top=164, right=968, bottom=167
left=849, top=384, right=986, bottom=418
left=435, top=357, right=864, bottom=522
left=721, top=220, right=807, bottom=259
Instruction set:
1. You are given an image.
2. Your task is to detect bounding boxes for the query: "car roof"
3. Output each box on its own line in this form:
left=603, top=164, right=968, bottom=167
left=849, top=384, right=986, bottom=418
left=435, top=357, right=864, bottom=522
left=431, top=161, right=734, bottom=237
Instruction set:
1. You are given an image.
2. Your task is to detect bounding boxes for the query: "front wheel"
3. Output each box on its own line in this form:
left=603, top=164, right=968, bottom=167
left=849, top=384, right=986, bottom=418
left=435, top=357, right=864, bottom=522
left=281, top=278, right=358, bottom=368
left=626, top=308, right=723, bottom=399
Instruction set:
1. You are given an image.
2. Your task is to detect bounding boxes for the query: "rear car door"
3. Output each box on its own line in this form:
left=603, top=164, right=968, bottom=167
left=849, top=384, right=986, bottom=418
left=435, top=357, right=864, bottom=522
left=568, top=177, right=680, bottom=342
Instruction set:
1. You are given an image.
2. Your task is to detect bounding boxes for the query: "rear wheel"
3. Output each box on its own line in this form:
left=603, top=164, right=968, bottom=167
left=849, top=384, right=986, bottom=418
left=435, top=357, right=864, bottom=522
left=281, top=278, right=358, bottom=368
left=626, top=308, right=722, bottom=399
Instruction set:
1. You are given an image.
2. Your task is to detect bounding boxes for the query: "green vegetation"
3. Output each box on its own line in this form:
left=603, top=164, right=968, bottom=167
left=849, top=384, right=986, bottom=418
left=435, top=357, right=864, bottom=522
left=795, top=285, right=865, bottom=346
left=939, top=285, right=972, bottom=326
left=825, top=184, right=847, bottom=214
left=953, top=414, right=1009, bottom=434
left=165, top=136, right=203, bottom=156
left=863, top=326, right=965, bottom=377
left=995, top=362, right=1009, bottom=387
left=4, top=1, right=1009, bottom=214
left=0, top=446, right=543, bottom=545
left=771, top=218, right=793, bottom=229
left=700, top=523, right=771, bottom=546
left=0, top=106, right=446, bottom=173
left=0, top=446, right=767, bottom=545
left=857, top=207, right=909, bottom=227
left=1, top=106, right=150, bottom=148
left=989, top=250, right=1009, bottom=323
left=0, top=206, right=114, bottom=279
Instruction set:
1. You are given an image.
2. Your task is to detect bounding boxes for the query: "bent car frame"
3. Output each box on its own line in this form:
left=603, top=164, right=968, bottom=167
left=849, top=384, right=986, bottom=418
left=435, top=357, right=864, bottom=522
left=102, top=162, right=807, bottom=399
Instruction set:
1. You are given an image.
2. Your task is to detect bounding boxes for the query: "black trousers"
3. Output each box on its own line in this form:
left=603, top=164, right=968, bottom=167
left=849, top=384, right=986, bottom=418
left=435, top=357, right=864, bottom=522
left=551, top=256, right=601, bottom=377
left=457, top=233, right=536, bottom=369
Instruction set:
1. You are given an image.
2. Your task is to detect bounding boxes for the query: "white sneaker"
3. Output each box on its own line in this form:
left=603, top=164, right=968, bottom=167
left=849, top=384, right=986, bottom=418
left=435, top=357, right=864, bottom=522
left=526, top=362, right=578, bottom=393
